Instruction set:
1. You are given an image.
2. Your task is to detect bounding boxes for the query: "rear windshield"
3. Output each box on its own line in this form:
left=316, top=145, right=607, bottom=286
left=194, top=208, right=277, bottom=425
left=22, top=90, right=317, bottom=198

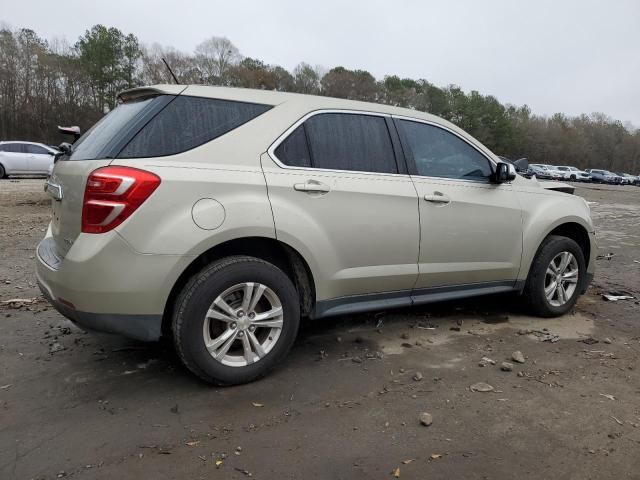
left=70, top=96, right=167, bottom=161
left=118, top=96, right=271, bottom=158
left=68, top=95, right=271, bottom=161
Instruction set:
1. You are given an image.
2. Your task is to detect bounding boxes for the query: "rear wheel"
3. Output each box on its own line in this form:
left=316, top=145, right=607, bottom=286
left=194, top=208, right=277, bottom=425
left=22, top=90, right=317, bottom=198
left=172, top=255, right=300, bottom=385
left=0, top=164, right=5, bottom=179
left=523, top=235, right=586, bottom=317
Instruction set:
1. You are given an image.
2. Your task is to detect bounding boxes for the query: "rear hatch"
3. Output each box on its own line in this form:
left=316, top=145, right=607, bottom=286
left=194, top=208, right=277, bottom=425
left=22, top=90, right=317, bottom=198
left=48, top=87, right=182, bottom=259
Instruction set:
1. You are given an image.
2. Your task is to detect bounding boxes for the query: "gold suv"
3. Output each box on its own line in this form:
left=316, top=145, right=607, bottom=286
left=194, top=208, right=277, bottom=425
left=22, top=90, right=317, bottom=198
left=37, top=85, right=596, bottom=384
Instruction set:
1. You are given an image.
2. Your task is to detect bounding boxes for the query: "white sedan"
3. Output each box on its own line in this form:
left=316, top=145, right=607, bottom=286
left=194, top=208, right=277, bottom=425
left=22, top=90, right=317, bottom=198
left=0, top=141, right=60, bottom=178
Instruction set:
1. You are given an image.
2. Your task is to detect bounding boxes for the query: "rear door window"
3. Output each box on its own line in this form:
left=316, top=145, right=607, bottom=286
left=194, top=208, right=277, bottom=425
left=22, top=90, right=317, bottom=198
left=118, top=97, right=272, bottom=159
left=302, top=113, right=398, bottom=174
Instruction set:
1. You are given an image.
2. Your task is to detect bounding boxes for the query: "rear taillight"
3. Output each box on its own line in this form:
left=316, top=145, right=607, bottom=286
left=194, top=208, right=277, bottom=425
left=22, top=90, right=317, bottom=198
left=82, top=166, right=161, bottom=234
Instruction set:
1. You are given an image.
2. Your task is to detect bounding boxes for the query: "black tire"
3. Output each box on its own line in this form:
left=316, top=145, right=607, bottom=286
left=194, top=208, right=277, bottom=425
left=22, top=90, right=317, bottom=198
left=0, top=164, right=5, bottom=179
left=523, top=235, right=586, bottom=317
left=172, top=255, right=300, bottom=385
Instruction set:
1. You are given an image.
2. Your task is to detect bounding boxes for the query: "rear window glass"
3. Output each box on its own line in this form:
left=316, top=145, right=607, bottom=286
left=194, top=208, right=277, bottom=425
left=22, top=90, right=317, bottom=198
left=70, top=96, right=162, bottom=161
left=304, top=113, right=398, bottom=174
left=118, top=97, right=271, bottom=159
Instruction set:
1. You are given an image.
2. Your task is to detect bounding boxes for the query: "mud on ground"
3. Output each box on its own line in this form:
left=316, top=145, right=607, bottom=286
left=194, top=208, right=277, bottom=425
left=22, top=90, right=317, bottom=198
left=1, top=179, right=639, bottom=479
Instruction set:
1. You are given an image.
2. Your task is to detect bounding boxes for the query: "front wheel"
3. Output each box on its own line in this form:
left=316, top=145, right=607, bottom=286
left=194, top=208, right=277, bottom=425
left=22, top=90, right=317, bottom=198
left=172, top=255, right=300, bottom=385
left=523, top=235, right=586, bottom=317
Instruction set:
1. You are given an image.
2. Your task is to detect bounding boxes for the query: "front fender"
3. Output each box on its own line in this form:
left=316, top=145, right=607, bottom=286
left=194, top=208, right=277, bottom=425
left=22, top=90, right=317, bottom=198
left=517, top=189, right=594, bottom=282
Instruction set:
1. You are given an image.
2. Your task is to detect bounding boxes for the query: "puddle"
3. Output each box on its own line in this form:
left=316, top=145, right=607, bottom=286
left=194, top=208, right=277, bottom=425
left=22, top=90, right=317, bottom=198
left=378, top=312, right=595, bottom=356
left=468, top=312, right=594, bottom=340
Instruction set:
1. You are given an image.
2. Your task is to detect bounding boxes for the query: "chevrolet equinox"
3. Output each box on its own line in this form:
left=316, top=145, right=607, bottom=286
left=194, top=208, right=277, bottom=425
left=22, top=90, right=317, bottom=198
left=37, top=85, right=596, bottom=384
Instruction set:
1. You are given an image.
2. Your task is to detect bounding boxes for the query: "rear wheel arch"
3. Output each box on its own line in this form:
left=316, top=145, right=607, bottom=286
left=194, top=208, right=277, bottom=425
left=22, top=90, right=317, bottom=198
left=162, top=237, right=315, bottom=337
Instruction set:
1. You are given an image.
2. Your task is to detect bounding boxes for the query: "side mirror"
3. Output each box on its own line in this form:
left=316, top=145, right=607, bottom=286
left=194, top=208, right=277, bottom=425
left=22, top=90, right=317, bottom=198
left=493, top=162, right=517, bottom=183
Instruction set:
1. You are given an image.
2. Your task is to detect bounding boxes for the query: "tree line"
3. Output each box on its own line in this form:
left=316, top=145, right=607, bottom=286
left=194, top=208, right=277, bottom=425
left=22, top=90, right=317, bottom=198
left=1, top=25, right=638, bottom=173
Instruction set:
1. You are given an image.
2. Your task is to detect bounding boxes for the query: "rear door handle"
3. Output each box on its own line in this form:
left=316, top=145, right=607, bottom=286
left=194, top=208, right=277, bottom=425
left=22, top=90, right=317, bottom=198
left=294, top=181, right=330, bottom=193
left=424, top=192, right=450, bottom=204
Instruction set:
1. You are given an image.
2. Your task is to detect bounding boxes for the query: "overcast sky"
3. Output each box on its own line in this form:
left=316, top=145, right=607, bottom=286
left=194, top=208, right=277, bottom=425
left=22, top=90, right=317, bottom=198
left=4, top=0, right=640, bottom=125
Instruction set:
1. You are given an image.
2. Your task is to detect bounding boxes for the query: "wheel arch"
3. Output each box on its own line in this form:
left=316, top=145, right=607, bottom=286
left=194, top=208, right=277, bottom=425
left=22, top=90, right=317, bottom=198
left=161, top=236, right=316, bottom=337
left=546, top=222, right=591, bottom=268
left=520, top=219, right=592, bottom=285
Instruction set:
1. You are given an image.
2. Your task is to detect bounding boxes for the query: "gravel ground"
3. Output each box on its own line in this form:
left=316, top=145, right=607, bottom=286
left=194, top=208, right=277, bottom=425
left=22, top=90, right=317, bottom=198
left=1, top=179, right=639, bottom=480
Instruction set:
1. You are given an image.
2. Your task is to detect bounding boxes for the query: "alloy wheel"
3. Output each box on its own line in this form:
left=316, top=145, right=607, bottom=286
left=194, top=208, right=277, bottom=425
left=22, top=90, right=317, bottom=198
left=203, top=282, right=284, bottom=367
left=544, top=251, right=579, bottom=307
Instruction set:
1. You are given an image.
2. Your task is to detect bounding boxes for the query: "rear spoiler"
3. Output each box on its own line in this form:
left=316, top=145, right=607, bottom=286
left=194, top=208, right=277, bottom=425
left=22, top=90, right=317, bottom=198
left=117, top=85, right=187, bottom=103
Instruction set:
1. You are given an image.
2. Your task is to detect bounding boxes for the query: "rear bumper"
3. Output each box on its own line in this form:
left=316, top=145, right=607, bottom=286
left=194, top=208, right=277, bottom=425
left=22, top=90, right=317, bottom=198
left=36, top=225, right=194, bottom=342
left=38, top=280, right=162, bottom=341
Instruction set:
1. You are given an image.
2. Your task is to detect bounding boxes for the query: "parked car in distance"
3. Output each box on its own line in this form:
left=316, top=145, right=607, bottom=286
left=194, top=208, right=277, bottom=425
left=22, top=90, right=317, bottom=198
left=615, top=173, right=635, bottom=185
left=529, top=164, right=563, bottom=180
left=609, top=172, right=625, bottom=184
left=37, top=85, right=596, bottom=385
left=544, top=164, right=573, bottom=180
left=585, top=169, right=618, bottom=184
left=556, top=166, right=591, bottom=182
left=0, top=141, right=60, bottom=178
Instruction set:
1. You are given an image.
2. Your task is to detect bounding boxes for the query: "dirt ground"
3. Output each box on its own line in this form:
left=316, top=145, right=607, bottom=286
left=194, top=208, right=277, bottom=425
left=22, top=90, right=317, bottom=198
left=1, top=179, right=639, bottom=480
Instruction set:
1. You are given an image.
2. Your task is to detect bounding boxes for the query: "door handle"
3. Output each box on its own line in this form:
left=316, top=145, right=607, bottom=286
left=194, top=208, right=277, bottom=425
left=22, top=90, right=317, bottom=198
left=424, top=192, right=450, bottom=204
left=294, top=181, right=330, bottom=193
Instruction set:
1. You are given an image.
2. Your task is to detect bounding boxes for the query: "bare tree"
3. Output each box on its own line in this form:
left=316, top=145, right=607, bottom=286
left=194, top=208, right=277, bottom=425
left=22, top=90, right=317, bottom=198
left=293, top=62, right=320, bottom=94
left=194, top=36, right=240, bottom=85
left=140, top=43, right=200, bottom=85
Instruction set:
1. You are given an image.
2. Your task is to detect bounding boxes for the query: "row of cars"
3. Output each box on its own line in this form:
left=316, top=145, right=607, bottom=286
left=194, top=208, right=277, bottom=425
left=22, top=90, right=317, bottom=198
left=1, top=140, right=638, bottom=187
left=526, top=163, right=640, bottom=185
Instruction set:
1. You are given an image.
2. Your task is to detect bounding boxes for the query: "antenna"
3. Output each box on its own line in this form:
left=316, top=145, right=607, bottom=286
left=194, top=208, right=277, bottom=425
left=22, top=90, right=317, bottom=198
left=161, top=57, right=180, bottom=84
